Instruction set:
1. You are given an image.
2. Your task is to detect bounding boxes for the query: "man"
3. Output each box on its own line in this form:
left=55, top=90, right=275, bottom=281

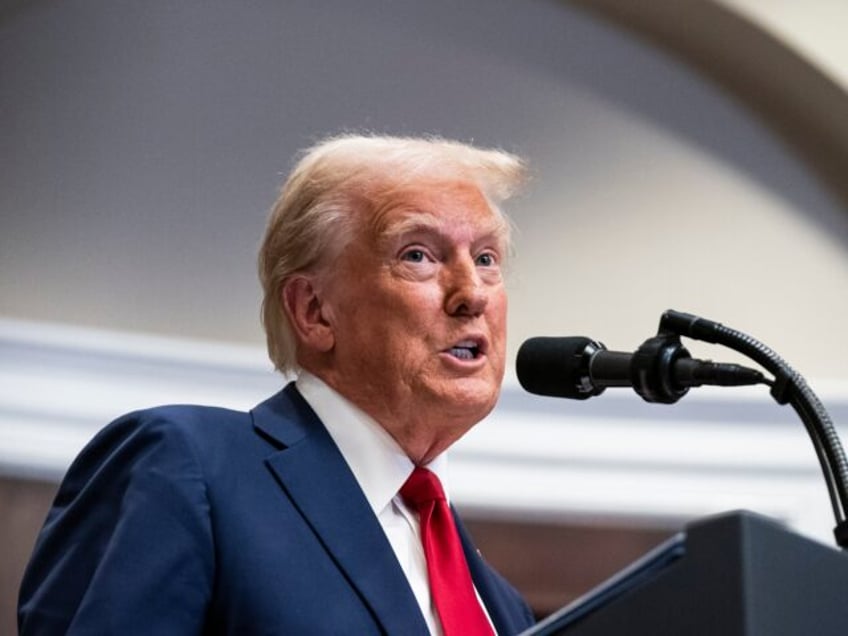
left=19, top=134, right=534, bottom=634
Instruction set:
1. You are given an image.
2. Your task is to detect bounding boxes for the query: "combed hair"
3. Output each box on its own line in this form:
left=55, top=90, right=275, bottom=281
left=258, top=133, right=528, bottom=375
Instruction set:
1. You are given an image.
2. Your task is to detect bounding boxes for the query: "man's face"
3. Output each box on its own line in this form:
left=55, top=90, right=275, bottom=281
left=317, top=180, right=508, bottom=460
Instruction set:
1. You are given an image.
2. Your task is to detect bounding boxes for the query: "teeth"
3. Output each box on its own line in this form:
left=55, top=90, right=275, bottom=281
left=450, top=347, right=475, bottom=360
left=446, top=339, right=482, bottom=360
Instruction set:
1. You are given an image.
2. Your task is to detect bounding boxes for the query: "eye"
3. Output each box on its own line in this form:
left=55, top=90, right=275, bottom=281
left=475, top=251, right=498, bottom=267
left=400, top=248, right=428, bottom=263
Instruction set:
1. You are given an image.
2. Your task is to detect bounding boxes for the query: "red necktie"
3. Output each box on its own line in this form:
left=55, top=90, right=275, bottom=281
left=400, top=467, right=495, bottom=636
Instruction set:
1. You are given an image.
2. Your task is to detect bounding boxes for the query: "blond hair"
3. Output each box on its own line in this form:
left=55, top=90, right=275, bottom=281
left=258, top=133, right=527, bottom=374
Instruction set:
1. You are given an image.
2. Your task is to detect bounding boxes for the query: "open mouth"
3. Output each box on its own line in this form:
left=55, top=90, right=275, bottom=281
left=447, top=339, right=483, bottom=360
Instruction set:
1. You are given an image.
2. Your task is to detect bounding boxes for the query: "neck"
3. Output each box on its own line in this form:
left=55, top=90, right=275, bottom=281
left=298, top=364, right=470, bottom=465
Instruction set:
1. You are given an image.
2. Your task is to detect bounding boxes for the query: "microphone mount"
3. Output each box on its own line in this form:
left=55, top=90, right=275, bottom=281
left=629, top=333, right=694, bottom=404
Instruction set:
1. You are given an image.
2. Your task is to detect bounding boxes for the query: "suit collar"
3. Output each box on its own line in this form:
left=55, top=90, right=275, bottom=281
left=294, top=371, right=415, bottom=518
left=250, top=383, right=316, bottom=448
left=251, top=384, right=430, bottom=635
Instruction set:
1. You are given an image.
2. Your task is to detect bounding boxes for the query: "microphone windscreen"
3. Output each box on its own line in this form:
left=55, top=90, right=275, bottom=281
left=516, top=336, right=595, bottom=399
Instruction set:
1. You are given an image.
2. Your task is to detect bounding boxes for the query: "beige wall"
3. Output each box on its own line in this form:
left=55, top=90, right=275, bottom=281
left=2, top=0, right=846, bottom=379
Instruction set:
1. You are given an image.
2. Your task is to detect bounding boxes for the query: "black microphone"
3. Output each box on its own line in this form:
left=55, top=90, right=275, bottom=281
left=516, top=336, right=767, bottom=402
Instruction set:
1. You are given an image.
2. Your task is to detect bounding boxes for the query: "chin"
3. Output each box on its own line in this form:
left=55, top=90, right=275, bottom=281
left=440, top=381, right=500, bottom=420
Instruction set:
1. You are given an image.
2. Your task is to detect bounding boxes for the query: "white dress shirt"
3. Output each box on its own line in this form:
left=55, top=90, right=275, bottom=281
left=296, top=371, right=493, bottom=635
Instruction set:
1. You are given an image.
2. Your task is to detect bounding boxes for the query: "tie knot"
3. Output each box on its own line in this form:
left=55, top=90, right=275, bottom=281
left=400, top=467, right=445, bottom=508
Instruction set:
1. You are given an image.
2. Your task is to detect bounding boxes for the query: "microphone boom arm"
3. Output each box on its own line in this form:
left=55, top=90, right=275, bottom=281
left=659, top=309, right=848, bottom=549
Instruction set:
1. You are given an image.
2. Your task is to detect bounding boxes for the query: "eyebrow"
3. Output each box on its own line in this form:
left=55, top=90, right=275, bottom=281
left=378, top=210, right=509, bottom=247
left=380, top=211, right=443, bottom=239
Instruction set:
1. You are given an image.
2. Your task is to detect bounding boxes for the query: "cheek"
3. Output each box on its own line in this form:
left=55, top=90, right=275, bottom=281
left=490, top=292, right=508, bottom=338
left=363, top=294, right=437, bottom=351
left=385, top=285, right=445, bottom=324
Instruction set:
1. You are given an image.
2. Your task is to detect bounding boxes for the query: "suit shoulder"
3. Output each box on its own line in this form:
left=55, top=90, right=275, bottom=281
left=133, top=403, right=247, bottom=428
left=106, top=403, right=250, bottom=441
left=60, top=404, right=252, bottom=484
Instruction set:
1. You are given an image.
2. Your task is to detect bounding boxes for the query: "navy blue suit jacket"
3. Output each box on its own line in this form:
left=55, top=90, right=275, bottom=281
left=19, top=383, right=534, bottom=634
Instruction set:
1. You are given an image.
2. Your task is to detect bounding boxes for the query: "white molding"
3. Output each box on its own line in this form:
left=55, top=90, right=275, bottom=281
left=0, top=318, right=284, bottom=480
left=2, top=317, right=847, bottom=546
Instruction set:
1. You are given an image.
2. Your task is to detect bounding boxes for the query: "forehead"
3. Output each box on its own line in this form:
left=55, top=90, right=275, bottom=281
left=366, top=180, right=508, bottom=243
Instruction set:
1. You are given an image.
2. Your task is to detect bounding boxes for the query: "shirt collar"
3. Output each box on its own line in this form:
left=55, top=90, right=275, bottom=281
left=295, top=371, right=450, bottom=516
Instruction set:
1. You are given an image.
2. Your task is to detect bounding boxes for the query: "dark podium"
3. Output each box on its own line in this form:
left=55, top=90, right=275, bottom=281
left=525, top=510, right=848, bottom=636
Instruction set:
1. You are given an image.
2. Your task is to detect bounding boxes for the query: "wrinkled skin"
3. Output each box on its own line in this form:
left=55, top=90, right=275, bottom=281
left=287, top=181, right=509, bottom=464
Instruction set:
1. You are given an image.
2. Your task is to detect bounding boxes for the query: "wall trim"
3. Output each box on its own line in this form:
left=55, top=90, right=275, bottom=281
left=2, top=317, right=846, bottom=545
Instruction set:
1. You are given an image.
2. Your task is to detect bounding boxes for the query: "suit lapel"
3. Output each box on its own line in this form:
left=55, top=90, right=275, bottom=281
left=253, top=385, right=429, bottom=636
left=455, top=508, right=528, bottom=635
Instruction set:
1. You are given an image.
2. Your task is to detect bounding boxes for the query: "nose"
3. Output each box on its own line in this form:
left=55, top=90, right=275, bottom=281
left=443, top=257, right=488, bottom=317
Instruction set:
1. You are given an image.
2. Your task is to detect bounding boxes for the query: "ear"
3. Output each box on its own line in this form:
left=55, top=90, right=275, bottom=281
left=281, top=275, right=335, bottom=353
